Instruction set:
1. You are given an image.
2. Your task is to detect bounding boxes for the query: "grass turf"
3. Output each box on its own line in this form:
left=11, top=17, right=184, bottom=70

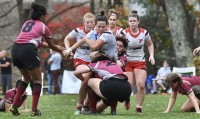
left=0, top=94, right=199, bottom=119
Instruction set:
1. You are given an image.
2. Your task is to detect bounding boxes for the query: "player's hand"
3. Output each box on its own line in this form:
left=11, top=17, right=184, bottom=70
left=161, top=111, right=169, bottom=113
left=21, top=109, right=31, bottom=112
left=149, top=56, right=155, bottom=65
left=62, top=48, right=72, bottom=57
left=193, top=47, right=200, bottom=56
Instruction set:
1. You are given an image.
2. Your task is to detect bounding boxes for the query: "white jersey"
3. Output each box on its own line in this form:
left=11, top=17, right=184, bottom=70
left=87, top=28, right=118, bottom=62
left=122, top=28, right=150, bottom=61
left=49, top=53, right=62, bottom=71
left=113, top=26, right=123, bottom=36
left=67, top=27, right=93, bottom=62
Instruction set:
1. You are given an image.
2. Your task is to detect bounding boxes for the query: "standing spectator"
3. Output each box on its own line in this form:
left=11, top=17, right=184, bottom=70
left=122, top=10, right=155, bottom=113
left=10, top=2, right=65, bottom=116
left=0, top=50, right=12, bottom=95
left=44, top=52, right=53, bottom=95
left=48, top=50, right=62, bottom=95
left=152, top=60, right=171, bottom=94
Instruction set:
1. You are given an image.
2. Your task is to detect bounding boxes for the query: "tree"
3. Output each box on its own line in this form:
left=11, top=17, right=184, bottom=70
left=164, top=0, right=194, bottom=67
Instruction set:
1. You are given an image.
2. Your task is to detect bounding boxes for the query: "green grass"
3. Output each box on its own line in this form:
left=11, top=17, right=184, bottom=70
left=0, top=94, right=199, bottom=119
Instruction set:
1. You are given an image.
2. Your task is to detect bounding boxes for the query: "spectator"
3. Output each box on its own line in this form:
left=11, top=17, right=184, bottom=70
left=0, top=50, right=12, bottom=95
left=152, top=60, right=171, bottom=94
left=48, top=50, right=62, bottom=95
left=145, top=74, right=155, bottom=94
left=44, top=52, right=53, bottom=95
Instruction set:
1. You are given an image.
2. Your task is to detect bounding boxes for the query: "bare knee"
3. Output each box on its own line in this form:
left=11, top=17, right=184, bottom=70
left=181, top=106, right=190, bottom=112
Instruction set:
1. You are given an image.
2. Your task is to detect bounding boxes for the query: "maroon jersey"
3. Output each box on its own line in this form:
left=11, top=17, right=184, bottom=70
left=88, top=60, right=125, bottom=80
left=0, top=89, right=27, bottom=111
left=118, top=54, right=127, bottom=68
left=173, top=76, right=200, bottom=95
left=16, top=20, right=51, bottom=48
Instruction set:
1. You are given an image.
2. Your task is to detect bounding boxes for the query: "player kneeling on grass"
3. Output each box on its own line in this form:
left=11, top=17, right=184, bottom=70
left=164, top=73, right=200, bottom=114
left=0, top=79, right=29, bottom=112
left=74, top=52, right=131, bottom=115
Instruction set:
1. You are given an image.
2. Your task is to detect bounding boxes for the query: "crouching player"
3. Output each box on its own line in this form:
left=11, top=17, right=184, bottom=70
left=0, top=80, right=28, bottom=112
left=164, top=73, right=200, bottom=113
left=74, top=52, right=131, bottom=115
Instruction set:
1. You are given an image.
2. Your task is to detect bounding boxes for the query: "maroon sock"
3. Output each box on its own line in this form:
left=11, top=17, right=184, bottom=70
left=32, top=83, right=41, bottom=111
left=87, top=87, right=98, bottom=113
left=110, top=100, right=118, bottom=112
left=13, top=81, right=28, bottom=107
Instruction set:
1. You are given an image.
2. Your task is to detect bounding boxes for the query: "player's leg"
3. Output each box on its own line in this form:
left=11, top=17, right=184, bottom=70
left=123, top=71, right=134, bottom=110
left=134, top=69, right=147, bottom=113
left=10, top=68, right=30, bottom=116
left=28, top=67, right=42, bottom=116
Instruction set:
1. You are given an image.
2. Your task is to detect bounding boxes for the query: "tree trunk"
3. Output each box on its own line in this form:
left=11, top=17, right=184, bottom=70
left=90, top=0, right=95, bottom=14
left=164, top=0, right=193, bottom=67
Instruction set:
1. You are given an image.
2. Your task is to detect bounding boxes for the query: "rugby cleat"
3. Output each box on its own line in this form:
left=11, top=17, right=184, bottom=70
left=10, top=105, right=20, bottom=116
left=30, top=110, right=42, bottom=116
left=81, top=106, right=89, bottom=114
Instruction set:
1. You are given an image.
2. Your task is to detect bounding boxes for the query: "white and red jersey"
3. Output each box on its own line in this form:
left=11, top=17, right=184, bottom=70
left=122, top=27, right=150, bottom=61
left=68, top=27, right=93, bottom=62
left=87, top=28, right=118, bottom=62
left=112, top=26, right=123, bottom=36
left=15, top=20, right=51, bottom=48
left=88, top=60, right=124, bottom=80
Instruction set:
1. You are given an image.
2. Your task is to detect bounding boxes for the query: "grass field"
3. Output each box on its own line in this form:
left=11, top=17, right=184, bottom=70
left=0, top=94, right=199, bottom=119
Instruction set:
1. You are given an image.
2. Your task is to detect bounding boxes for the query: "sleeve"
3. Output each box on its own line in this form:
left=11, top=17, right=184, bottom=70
left=86, top=30, right=98, bottom=41
left=8, top=58, right=12, bottom=63
left=43, top=24, right=52, bottom=38
left=157, top=68, right=161, bottom=75
left=49, top=55, right=55, bottom=62
left=182, top=82, right=193, bottom=95
left=99, top=33, right=111, bottom=43
left=118, top=55, right=127, bottom=67
left=67, top=29, right=78, bottom=39
left=144, top=30, right=151, bottom=41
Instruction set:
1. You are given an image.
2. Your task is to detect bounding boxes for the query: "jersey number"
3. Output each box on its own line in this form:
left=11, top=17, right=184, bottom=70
left=22, top=22, right=35, bottom=32
left=106, top=62, right=115, bottom=66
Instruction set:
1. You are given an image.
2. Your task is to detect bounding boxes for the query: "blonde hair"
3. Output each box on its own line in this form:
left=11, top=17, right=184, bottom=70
left=83, top=12, right=95, bottom=22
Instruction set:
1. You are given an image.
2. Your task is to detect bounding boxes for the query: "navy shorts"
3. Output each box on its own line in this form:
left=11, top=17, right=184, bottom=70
left=11, top=43, right=40, bottom=70
left=99, top=77, right=131, bottom=102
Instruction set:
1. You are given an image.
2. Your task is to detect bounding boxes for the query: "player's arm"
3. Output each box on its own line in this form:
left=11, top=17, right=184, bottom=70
left=5, top=102, right=11, bottom=112
left=0, top=61, right=10, bottom=68
left=85, top=38, right=104, bottom=51
left=146, top=38, right=155, bottom=65
left=73, top=64, right=91, bottom=81
left=188, top=91, right=200, bottom=113
left=164, top=91, right=177, bottom=113
left=193, top=46, right=200, bottom=56
left=64, top=35, right=76, bottom=49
